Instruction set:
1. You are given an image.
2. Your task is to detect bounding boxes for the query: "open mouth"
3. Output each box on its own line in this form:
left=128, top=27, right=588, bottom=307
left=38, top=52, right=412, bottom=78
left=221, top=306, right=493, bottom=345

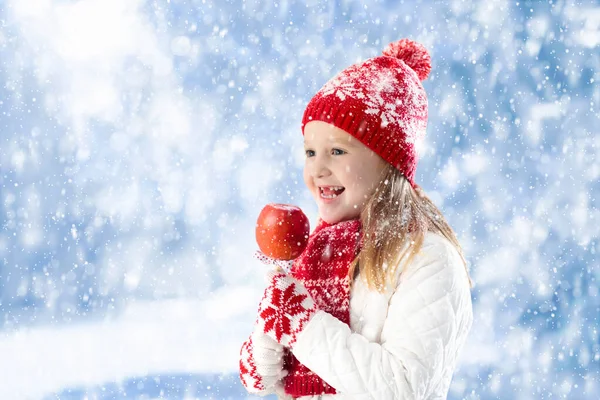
left=319, top=186, right=345, bottom=199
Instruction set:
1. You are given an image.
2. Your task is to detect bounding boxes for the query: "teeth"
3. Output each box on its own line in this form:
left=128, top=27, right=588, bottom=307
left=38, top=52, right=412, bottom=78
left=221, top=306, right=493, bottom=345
left=319, top=186, right=344, bottom=199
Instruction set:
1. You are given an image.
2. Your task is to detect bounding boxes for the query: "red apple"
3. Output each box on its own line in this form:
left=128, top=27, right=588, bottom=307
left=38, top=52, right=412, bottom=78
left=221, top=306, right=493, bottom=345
left=256, top=203, right=310, bottom=260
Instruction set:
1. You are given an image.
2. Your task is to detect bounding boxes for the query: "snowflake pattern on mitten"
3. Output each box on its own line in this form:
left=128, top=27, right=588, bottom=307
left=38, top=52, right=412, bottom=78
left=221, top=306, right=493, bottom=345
left=257, top=271, right=318, bottom=348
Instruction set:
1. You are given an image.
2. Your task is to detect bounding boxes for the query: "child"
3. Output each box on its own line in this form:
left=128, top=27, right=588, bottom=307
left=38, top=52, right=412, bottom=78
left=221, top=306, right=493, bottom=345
left=239, top=39, right=474, bottom=399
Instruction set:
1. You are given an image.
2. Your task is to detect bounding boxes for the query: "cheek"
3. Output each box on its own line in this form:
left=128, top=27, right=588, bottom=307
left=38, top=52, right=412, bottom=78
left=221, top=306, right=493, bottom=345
left=350, top=161, right=383, bottom=194
left=302, top=166, right=312, bottom=189
left=342, top=163, right=367, bottom=189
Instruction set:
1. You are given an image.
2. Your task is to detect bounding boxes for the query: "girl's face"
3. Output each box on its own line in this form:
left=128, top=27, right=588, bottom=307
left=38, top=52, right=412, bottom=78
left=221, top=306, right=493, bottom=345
left=303, top=121, right=388, bottom=224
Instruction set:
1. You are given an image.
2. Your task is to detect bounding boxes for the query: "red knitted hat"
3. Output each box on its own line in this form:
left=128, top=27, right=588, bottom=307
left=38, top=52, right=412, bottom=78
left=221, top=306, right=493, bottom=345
left=301, top=39, right=431, bottom=187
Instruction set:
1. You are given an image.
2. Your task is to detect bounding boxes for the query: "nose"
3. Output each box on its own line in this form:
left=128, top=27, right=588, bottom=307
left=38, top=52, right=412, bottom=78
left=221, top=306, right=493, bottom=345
left=308, top=153, right=331, bottom=179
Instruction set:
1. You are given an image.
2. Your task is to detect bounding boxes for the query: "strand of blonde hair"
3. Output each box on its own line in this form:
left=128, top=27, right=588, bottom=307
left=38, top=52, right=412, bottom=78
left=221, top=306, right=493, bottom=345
left=349, top=164, right=473, bottom=292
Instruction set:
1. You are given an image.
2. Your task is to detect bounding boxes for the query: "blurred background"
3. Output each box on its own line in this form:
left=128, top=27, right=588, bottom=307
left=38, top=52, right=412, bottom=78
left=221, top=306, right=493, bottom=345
left=0, top=0, right=598, bottom=398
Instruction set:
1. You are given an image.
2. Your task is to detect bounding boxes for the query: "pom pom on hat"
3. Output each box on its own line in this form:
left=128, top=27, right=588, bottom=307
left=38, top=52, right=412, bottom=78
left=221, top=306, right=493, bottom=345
left=382, top=39, right=431, bottom=81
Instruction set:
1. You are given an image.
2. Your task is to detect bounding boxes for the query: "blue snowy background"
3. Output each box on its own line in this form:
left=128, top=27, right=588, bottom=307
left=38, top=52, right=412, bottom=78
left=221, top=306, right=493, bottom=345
left=1, top=0, right=598, bottom=398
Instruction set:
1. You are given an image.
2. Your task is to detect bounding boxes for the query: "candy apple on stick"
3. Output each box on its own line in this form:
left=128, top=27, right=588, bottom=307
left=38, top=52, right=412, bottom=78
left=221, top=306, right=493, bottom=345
left=254, top=203, right=310, bottom=271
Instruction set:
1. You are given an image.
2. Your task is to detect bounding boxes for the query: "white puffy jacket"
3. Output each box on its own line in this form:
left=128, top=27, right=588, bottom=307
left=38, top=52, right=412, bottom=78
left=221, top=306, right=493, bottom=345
left=279, top=231, right=474, bottom=400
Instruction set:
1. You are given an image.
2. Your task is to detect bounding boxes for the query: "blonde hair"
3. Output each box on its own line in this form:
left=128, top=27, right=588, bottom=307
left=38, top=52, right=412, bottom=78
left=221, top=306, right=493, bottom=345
left=348, top=163, right=474, bottom=292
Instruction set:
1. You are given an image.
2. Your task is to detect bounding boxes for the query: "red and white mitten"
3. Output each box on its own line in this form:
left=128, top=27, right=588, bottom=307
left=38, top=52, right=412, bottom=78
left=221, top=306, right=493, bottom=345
left=239, top=330, right=288, bottom=394
left=257, top=271, right=319, bottom=348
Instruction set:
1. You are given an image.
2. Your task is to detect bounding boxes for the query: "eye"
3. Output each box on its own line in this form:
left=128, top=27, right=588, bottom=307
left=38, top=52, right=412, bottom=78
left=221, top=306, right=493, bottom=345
left=304, top=148, right=345, bottom=157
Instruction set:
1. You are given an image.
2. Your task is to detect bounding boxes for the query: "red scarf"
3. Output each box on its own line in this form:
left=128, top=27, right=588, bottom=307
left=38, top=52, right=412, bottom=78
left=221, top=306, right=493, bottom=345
left=283, top=217, right=362, bottom=397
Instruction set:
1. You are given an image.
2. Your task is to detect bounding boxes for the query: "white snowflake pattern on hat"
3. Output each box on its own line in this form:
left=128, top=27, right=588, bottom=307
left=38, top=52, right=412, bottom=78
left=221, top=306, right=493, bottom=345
left=320, top=68, right=366, bottom=101
left=400, top=77, right=427, bottom=145
left=363, top=66, right=404, bottom=129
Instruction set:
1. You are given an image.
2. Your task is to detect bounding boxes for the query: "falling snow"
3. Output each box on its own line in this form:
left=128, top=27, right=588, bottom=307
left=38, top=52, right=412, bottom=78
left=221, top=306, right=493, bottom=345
left=0, top=0, right=598, bottom=399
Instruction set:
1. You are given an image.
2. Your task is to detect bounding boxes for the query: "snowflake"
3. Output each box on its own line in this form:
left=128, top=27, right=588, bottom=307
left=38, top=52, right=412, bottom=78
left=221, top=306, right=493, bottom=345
left=320, top=67, right=366, bottom=101
left=363, top=68, right=404, bottom=128
left=366, top=66, right=427, bottom=144
left=260, top=282, right=310, bottom=342
left=401, top=80, right=428, bottom=145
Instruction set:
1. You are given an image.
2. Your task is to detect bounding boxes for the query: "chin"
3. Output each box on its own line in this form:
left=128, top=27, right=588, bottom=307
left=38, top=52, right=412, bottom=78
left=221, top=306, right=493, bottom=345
left=317, top=210, right=339, bottom=225
left=319, top=211, right=355, bottom=225
left=320, top=216, right=338, bottom=224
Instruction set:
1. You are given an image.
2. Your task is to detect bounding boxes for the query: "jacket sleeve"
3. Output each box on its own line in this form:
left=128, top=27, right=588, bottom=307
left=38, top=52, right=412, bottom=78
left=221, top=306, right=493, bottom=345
left=290, top=236, right=474, bottom=399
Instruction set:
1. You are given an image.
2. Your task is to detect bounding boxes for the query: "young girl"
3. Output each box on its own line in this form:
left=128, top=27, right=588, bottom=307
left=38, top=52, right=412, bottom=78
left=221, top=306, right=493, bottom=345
left=239, top=39, right=474, bottom=399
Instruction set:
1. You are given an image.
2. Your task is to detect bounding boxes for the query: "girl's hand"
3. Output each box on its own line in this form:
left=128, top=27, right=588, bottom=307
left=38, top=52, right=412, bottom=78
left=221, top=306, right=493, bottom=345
left=256, top=271, right=319, bottom=348
left=239, top=330, right=288, bottom=393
